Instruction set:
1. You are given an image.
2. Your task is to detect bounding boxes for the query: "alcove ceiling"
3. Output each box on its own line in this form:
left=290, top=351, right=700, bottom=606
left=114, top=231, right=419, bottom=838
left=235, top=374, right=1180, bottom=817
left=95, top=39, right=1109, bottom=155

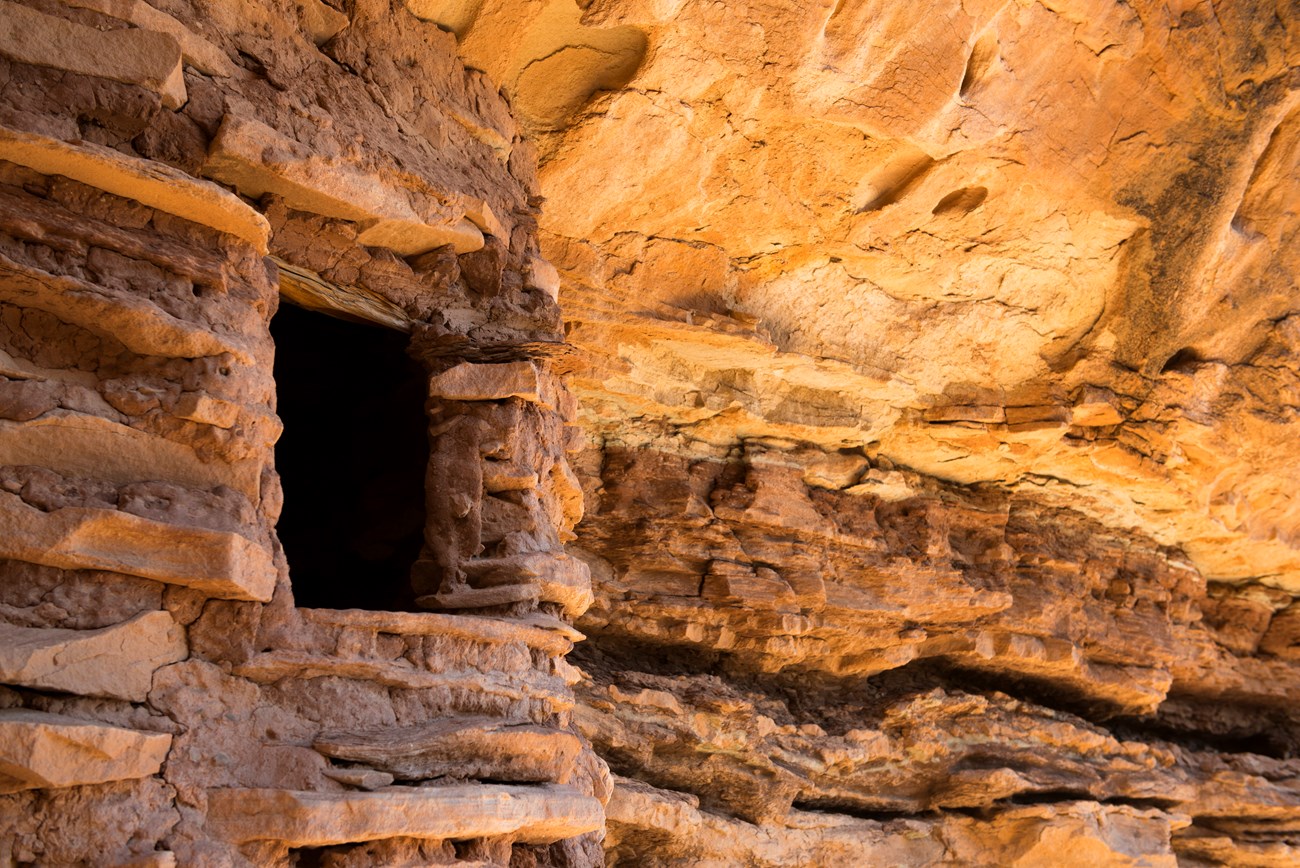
left=421, top=0, right=1300, bottom=592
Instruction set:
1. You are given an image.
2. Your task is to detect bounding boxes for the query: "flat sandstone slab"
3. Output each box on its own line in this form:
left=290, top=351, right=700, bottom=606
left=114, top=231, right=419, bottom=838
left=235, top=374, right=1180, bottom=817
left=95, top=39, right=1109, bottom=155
left=0, top=0, right=185, bottom=107
left=0, top=414, right=265, bottom=500
left=0, top=709, right=171, bottom=793
left=0, top=491, right=276, bottom=601
left=62, top=0, right=237, bottom=77
left=300, top=608, right=575, bottom=655
left=0, top=125, right=269, bottom=252
left=0, top=253, right=259, bottom=363
left=0, top=611, right=187, bottom=701
left=231, top=652, right=574, bottom=710
left=429, top=361, right=545, bottom=403
left=206, top=783, right=604, bottom=846
left=203, top=113, right=486, bottom=255
left=314, top=717, right=582, bottom=782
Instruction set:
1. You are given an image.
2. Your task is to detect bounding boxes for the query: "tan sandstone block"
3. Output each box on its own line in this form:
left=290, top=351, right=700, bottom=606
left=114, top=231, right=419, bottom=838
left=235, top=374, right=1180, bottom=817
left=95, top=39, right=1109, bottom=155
left=428, top=361, right=543, bottom=403
left=206, top=783, right=604, bottom=846
left=526, top=256, right=561, bottom=301
left=314, top=717, right=582, bottom=783
left=203, top=114, right=486, bottom=255
left=0, top=611, right=187, bottom=701
left=404, top=0, right=482, bottom=38
left=1070, top=387, right=1126, bottom=427
left=299, top=607, right=575, bottom=655
left=321, top=767, right=393, bottom=791
left=923, top=405, right=1005, bottom=424
left=0, top=0, right=185, bottom=108
left=461, top=551, right=594, bottom=618
left=0, top=125, right=270, bottom=253
left=232, top=652, right=574, bottom=711
left=0, top=709, right=171, bottom=793
left=0, top=414, right=264, bottom=498
left=295, top=0, right=350, bottom=45
left=0, top=491, right=276, bottom=601
left=63, top=0, right=238, bottom=77
left=175, top=393, right=241, bottom=428
left=0, top=253, right=258, bottom=364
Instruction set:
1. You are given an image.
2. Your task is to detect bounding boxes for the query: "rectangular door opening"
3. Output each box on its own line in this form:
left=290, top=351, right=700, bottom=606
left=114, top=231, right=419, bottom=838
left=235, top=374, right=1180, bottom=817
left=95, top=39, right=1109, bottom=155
left=271, top=301, right=428, bottom=610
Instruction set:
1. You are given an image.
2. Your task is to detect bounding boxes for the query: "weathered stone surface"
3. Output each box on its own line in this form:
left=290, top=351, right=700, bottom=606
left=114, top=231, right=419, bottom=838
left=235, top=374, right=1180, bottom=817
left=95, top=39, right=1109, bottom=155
left=233, top=651, right=574, bottom=710
left=605, top=776, right=1186, bottom=867
left=518, top=0, right=1300, bottom=597
left=0, top=0, right=1296, bottom=863
left=460, top=552, right=594, bottom=619
left=0, top=491, right=276, bottom=601
left=428, top=361, right=544, bottom=403
left=0, top=245, right=259, bottom=364
left=0, top=126, right=269, bottom=252
left=300, top=607, right=576, bottom=656
left=0, top=611, right=186, bottom=701
left=0, top=416, right=265, bottom=499
left=295, top=0, right=350, bottom=45
left=0, top=709, right=171, bottom=792
left=0, top=778, right=180, bottom=866
left=274, top=257, right=415, bottom=332
left=0, top=0, right=186, bottom=108
left=321, top=767, right=394, bottom=790
left=173, top=393, right=241, bottom=429
left=577, top=671, right=1192, bottom=824
left=315, top=717, right=582, bottom=783
left=206, top=783, right=604, bottom=846
left=62, top=0, right=238, bottom=77
left=203, top=113, right=487, bottom=255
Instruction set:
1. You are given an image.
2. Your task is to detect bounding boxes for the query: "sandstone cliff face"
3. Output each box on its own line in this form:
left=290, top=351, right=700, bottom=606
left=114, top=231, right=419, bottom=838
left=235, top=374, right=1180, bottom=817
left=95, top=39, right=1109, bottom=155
left=443, top=0, right=1300, bottom=863
left=0, top=0, right=1298, bottom=866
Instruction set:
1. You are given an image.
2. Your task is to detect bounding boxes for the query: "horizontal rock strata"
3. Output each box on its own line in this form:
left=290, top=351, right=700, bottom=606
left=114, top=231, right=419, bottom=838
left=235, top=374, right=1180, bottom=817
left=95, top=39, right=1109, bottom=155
left=0, top=0, right=600, bottom=865
left=207, top=784, right=604, bottom=846
left=0, top=708, right=171, bottom=793
left=1, top=0, right=1297, bottom=864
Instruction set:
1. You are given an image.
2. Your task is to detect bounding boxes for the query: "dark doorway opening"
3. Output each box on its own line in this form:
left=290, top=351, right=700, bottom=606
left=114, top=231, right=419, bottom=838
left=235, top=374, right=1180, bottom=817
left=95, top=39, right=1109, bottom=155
left=271, top=302, right=428, bottom=610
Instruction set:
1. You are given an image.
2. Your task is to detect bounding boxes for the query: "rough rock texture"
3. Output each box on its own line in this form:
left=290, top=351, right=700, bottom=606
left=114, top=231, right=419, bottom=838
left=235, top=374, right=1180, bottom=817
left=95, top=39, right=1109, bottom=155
left=1, top=0, right=1298, bottom=865
left=0, top=0, right=600, bottom=864
left=426, top=0, right=1300, bottom=863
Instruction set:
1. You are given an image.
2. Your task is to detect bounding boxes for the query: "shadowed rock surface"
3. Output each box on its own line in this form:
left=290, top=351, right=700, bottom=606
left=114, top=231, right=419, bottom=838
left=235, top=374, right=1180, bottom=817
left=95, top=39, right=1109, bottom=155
left=0, top=0, right=1297, bottom=865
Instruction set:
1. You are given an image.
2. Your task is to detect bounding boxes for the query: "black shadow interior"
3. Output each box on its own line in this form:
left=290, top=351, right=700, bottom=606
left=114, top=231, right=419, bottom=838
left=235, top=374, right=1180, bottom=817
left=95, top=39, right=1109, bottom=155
left=271, top=302, right=428, bottom=610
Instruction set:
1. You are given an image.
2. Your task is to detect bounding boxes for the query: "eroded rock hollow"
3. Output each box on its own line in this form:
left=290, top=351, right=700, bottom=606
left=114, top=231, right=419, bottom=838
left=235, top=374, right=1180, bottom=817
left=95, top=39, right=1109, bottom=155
left=0, top=0, right=1297, bottom=865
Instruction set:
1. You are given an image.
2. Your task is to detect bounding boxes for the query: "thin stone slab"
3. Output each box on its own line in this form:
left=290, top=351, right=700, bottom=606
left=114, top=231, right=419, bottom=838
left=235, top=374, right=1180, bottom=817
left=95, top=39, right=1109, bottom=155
left=428, top=361, right=544, bottom=403
left=232, top=653, right=574, bottom=710
left=417, top=583, right=540, bottom=611
left=0, top=253, right=259, bottom=364
left=0, top=611, right=187, bottom=701
left=322, top=768, right=394, bottom=791
left=0, top=125, right=269, bottom=252
left=0, top=415, right=264, bottom=499
left=314, top=717, right=582, bottom=782
left=203, top=113, right=486, bottom=255
left=205, top=783, right=604, bottom=846
left=275, top=257, right=413, bottom=332
left=0, top=709, right=171, bottom=793
left=461, top=552, right=594, bottom=618
left=0, top=0, right=185, bottom=107
left=300, top=608, right=575, bottom=656
left=0, top=492, right=276, bottom=602
left=62, top=0, right=238, bottom=77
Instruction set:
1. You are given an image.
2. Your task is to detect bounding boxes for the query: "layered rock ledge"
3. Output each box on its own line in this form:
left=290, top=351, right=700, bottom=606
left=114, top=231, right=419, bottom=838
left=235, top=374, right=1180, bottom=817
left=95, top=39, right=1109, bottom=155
left=0, top=0, right=1297, bottom=866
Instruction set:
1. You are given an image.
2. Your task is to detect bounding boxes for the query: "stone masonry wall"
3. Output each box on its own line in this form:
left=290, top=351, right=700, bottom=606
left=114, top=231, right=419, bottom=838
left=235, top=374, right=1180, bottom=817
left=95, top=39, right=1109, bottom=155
left=0, top=1, right=605, bottom=865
